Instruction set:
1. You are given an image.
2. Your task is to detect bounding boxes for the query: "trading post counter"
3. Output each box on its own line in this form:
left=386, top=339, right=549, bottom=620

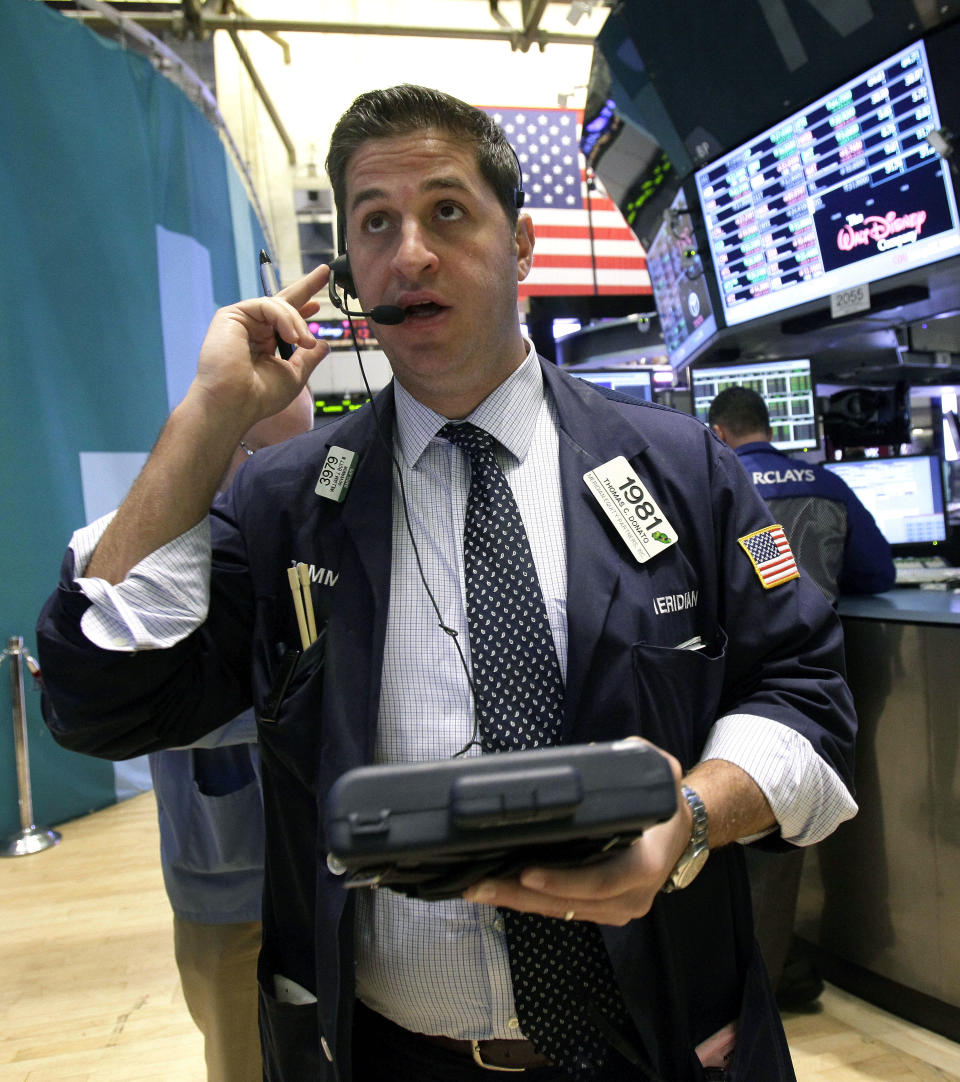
left=794, top=589, right=960, bottom=1040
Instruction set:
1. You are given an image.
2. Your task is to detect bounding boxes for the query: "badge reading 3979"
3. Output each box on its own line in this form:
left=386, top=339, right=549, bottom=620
left=315, top=446, right=358, bottom=503
left=583, top=456, right=677, bottom=564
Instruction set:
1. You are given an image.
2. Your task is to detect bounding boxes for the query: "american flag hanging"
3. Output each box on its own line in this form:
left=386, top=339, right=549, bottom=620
left=482, top=106, right=651, bottom=298
left=738, top=525, right=800, bottom=589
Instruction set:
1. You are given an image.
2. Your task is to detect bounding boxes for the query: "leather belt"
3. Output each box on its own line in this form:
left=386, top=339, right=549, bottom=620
left=418, top=1032, right=554, bottom=1072
left=353, top=1000, right=554, bottom=1073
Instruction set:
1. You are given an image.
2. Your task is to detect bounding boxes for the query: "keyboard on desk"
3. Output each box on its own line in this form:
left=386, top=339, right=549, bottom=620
left=894, top=557, right=960, bottom=585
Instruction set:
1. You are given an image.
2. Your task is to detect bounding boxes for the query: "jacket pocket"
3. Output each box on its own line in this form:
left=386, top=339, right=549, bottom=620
left=631, top=629, right=727, bottom=766
left=178, top=774, right=264, bottom=873
left=259, top=977, right=328, bottom=1081
left=257, top=631, right=327, bottom=793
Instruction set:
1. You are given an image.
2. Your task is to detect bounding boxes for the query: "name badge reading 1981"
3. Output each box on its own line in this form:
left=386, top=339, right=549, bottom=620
left=583, top=456, right=677, bottom=565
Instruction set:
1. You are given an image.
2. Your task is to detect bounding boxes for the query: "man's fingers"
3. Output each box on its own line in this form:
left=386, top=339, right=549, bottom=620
left=517, top=859, right=631, bottom=900
left=463, top=877, right=644, bottom=927
left=248, top=296, right=322, bottom=354
left=279, top=263, right=330, bottom=308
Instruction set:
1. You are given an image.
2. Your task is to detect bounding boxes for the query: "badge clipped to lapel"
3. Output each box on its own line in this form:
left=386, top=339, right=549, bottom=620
left=315, top=446, right=358, bottom=503
left=583, top=456, right=677, bottom=565
left=738, top=524, right=800, bottom=589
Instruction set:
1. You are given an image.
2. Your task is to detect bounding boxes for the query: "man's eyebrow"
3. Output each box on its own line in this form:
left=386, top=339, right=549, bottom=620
left=350, top=187, right=387, bottom=213
left=349, top=176, right=472, bottom=214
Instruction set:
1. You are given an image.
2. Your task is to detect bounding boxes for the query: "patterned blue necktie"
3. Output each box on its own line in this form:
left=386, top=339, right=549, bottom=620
left=441, top=422, right=631, bottom=1081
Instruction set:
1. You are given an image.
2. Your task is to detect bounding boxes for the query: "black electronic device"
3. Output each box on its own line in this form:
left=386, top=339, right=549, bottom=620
left=690, top=357, right=819, bottom=452
left=324, top=740, right=677, bottom=901
left=824, top=452, right=947, bottom=552
left=693, top=38, right=960, bottom=330
left=822, top=384, right=910, bottom=449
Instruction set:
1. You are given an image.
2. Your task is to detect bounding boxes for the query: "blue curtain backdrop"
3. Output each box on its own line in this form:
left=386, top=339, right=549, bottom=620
left=0, top=0, right=267, bottom=835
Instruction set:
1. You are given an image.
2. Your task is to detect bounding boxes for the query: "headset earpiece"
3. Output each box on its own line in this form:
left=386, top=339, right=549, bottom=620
left=329, top=252, right=357, bottom=299
left=507, top=141, right=525, bottom=209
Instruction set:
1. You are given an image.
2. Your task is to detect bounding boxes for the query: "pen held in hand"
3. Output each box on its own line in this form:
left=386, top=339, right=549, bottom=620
left=259, top=248, right=295, bottom=360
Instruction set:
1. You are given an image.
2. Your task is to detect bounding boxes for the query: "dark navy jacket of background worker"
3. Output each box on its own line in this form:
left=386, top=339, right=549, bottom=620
left=734, top=441, right=895, bottom=601
left=35, top=84, right=858, bottom=1082
left=37, top=363, right=857, bottom=1081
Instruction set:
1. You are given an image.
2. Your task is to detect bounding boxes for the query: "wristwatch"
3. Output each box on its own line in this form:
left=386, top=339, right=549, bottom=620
left=661, top=785, right=709, bottom=892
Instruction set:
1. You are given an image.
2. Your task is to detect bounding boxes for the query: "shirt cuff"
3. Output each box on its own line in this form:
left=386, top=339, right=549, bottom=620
left=701, top=712, right=858, bottom=846
left=70, top=514, right=213, bottom=651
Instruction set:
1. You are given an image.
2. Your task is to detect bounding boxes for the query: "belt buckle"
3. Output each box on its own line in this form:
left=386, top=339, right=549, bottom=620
left=470, top=1039, right=525, bottom=1072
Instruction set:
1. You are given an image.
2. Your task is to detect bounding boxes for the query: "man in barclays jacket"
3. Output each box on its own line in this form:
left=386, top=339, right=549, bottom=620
left=708, top=386, right=895, bottom=604
left=708, top=384, right=893, bottom=1005
left=37, top=86, right=858, bottom=1081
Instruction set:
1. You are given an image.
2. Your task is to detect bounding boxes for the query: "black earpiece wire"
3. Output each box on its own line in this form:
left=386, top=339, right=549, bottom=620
left=343, top=317, right=484, bottom=758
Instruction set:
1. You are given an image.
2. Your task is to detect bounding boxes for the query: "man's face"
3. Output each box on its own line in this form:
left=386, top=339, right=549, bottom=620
left=343, top=129, right=534, bottom=418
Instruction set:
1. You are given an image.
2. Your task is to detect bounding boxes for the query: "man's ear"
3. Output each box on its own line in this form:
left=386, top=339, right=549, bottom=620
left=516, top=213, right=535, bottom=282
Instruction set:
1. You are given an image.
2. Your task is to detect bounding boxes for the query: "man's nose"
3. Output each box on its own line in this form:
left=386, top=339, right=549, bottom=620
left=390, top=220, right=439, bottom=279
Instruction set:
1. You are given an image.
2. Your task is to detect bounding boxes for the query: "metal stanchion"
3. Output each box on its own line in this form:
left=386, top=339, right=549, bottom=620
left=2, top=635, right=61, bottom=857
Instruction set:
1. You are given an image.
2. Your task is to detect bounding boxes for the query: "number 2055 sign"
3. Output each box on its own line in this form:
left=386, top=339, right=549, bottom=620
left=583, top=456, right=676, bottom=564
left=830, top=282, right=870, bottom=319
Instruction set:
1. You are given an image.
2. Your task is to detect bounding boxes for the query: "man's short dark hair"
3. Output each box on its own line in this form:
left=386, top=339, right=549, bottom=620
left=707, top=385, right=771, bottom=436
left=326, top=84, right=522, bottom=231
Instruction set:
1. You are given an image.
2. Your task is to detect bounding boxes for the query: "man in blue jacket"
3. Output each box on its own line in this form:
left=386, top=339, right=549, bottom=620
left=37, top=86, right=858, bottom=1081
left=709, top=384, right=893, bottom=1005
left=708, top=386, right=895, bottom=603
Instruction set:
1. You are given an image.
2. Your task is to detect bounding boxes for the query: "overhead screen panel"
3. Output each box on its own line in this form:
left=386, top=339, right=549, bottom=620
left=596, top=0, right=930, bottom=180
left=646, top=187, right=719, bottom=369
left=694, top=39, right=960, bottom=327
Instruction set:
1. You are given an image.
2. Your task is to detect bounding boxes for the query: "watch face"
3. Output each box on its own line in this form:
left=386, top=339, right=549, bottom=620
left=672, top=845, right=709, bottom=890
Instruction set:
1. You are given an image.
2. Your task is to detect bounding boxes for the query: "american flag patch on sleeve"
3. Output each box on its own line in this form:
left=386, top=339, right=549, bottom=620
left=738, top=524, right=800, bottom=589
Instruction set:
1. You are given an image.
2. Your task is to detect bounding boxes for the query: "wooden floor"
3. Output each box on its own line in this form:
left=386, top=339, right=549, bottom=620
left=2, top=793, right=960, bottom=1081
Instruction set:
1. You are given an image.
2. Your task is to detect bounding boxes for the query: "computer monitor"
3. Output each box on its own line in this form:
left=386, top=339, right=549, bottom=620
left=824, top=454, right=947, bottom=550
left=573, top=369, right=653, bottom=402
left=690, top=358, right=818, bottom=452
left=646, top=187, right=720, bottom=370
left=694, top=39, right=960, bottom=328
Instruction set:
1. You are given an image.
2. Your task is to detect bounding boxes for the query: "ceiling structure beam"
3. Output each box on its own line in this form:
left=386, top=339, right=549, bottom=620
left=54, top=10, right=598, bottom=52
left=225, top=26, right=297, bottom=164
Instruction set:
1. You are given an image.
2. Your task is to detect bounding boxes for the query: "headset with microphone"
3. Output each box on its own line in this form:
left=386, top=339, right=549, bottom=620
left=326, top=141, right=526, bottom=328
left=326, top=251, right=407, bottom=326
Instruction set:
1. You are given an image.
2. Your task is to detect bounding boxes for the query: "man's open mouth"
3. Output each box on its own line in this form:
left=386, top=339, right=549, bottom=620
left=404, top=301, right=444, bottom=319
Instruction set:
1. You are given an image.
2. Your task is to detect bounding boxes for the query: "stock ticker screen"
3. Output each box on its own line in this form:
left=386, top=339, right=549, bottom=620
left=691, top=358, right=818, bottom=452
left=695, top=40, right=960, bottom=327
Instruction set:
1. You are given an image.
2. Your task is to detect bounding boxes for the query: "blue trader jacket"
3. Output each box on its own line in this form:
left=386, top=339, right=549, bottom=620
left=37, top=360, right=857, bottom=1082
left=734, top=442, right=895, bottom=601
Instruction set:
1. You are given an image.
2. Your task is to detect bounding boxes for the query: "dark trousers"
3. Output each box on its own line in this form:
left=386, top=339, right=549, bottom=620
left=352, top=1000, right=576, bottom=1082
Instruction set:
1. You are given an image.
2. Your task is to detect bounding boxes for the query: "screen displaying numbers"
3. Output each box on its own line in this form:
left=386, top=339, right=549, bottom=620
left=695, top=41, right=960, bottom=326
